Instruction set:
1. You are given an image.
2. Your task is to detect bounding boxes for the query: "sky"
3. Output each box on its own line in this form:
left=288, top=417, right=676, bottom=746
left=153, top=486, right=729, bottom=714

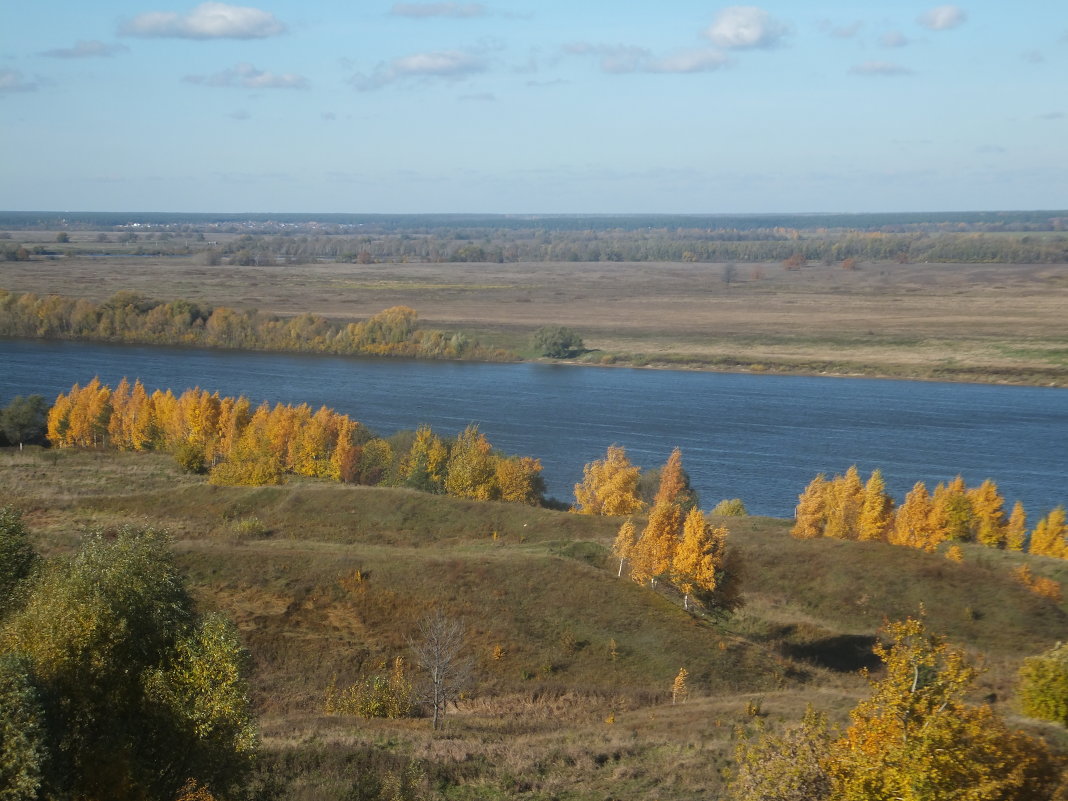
left=1, top=1, right=1065, bottom=214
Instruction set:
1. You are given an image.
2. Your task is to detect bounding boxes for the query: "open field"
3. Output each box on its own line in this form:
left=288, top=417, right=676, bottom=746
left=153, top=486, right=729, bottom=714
left=3, top=446, right=1066, bottom=799
left=3, top=241, right=1068, bottom=384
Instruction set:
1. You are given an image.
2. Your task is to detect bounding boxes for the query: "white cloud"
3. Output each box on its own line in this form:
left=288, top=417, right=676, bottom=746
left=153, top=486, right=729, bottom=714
left=648, top=49, right=729, bottom=74
left=705, top=6, right=788, bottom=50
left=917, top=6, right=967, bottom=31
left=351, top=50, right=487, bottom=90
left=880, top=31, right=910, bottom=48
left=564, top=43, right=728, bottom=75
left=390, top=3, right=487, bottom=18
left=184, top=63, right=308, bottom=88
left=120, top=2, right=286, bottom=39
left=41, top=40, right=129, bottom=58
left=850, top=61, right=912, bottom=76
left=0, top=70, right=38, bottom=93
left=1022, top=50, right=1044, bottom=64
left=1038, top=111, right=1064, bottom=121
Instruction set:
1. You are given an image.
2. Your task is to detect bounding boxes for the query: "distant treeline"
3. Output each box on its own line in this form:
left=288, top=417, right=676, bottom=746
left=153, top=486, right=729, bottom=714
left=47, top=379, right=546, bottom=504
left=2, top=209, right=1066, bottom=232
left=4, top=211, right=1068, bottom=265
left=0, top=289, right=509, bottom=361
left=202, top=229, right=1068, bottom=265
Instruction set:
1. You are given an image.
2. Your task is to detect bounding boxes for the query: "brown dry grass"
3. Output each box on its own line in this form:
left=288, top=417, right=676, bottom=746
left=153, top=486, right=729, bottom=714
left=3, top=252, right=1068, bottom=383
left=3, top=447, right=1067, bottom=798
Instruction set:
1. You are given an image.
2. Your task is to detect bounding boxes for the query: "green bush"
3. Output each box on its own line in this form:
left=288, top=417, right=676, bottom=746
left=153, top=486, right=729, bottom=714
left=531, top=325, right=584, bottom=358
left=1018, top=643, right=1068, bottom=726
left=712, top=498, right=749, bottom=517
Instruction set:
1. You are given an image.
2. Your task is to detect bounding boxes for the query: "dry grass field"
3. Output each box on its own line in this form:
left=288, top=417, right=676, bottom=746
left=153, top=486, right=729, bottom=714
left=4, top=446, right=1066, bottom=799
left=4, top=245, right=1068, bottom=384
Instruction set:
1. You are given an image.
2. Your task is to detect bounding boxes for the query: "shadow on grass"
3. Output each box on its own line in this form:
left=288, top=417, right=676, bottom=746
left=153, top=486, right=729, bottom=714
left=781, top=634, right=880, bottom=673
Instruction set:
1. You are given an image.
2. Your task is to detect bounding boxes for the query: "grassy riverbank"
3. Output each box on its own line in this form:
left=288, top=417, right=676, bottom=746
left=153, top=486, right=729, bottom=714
left=3, top=446, right=1066, bottom=798
left=2, top=238, right=1067, bottom=385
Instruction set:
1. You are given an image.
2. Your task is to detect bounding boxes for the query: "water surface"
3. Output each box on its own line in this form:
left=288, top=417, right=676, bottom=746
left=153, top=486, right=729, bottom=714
left=2, top=339, right=1065, bottom=518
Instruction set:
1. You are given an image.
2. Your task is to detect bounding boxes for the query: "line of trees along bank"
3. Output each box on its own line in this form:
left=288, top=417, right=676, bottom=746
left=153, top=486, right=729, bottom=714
left=792, top=466, right=1067, bottom=560
left=0, top=289, right=511, bottom=361
left=46, top=379, right=545, bottom=505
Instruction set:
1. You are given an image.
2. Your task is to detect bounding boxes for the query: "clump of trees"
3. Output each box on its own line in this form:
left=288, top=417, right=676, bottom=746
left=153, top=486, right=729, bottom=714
left=572, top=445, right=645, bottom=516
left=608, top=448, right=742, bottom=614
left=0, top=395, right=47, bottom=449
left=731, top=616, right=1063, bottom=801
left=0, top=289, right=509, bottom=362
left=45, top=379, right=546, bottom=505
left=530, top=325, right=584, bottom=358
left=0, top=509, right=256, bottom=800
left=791, top=465, right=1066, bottom=559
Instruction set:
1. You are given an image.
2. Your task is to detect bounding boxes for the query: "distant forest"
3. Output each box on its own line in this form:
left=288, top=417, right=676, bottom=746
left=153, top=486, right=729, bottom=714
left=3, top=209, right=1068, bottom=264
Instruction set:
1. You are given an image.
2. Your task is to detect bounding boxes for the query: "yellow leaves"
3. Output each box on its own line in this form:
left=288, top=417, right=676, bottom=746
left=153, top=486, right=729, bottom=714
left=573, top=445, right=644, bottom=516
left=1030, top=506, right=1067, bottom=558
left=1012, top=564, right=1062, bottom=602
left=671, top=667, right=689, bottom=704
left=828, top=615, right=1060, bottom=801
left=792, top=474, right=829, bottom=539
left=444, top=425, right=496, bottom=501
left=672, top=508, right=726, bottom=598
left=631, top=501, right=681, bottom=584
left=494, top=456, right=544, bottom=506
left=654, top=447, right=686, bottom=507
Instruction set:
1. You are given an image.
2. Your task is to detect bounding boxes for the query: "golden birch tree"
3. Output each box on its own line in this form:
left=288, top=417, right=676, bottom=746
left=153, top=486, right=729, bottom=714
left=825, top=465, right=865, bottom=540
left=889, top=482, right=940, bottom=551
left=400, top=425, right=448, bottom=493
left=968, top=479, right=1007, bottom=548
left=828, top=616, right=1061, bottom=801
left=612, top=518, right=638, bottom=578
left=792, top=474, right=828, bottom=539
left=1029, top=507, right=1067, bottom=558
left=444, top=425, right=496, bottom=500
left=857, top=468, right=893, bottom=542
left=672, top=508, right=728, bottom=610
left=631, top=501, right=680, bottom=586
left=494, top=456, right=544, bottom=505
left=654, top=447, right=686, bottom=507
left=572, top=445, right=644, bottom=516
left=1005, top=501, right=1027, bottom=552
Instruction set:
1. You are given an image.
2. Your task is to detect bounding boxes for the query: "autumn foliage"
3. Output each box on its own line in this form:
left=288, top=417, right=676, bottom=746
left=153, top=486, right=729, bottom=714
left=0, top=289, right=508, bottom=361
left=792, top=465, right=1066, bottom=560
left=46, top=380, right=544, bottom=505
left=611, top=449, right=741, bottom=614
left=732, top=616, right=1064, bottom=801
left=572, top=445, right=644, bottom=516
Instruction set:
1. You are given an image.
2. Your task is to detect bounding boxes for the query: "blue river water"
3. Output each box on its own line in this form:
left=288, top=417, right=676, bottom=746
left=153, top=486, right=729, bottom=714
left=1, top=339, right=1065, bottom=518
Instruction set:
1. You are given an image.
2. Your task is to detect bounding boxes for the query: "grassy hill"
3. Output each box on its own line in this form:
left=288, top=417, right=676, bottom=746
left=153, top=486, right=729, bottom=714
left=3, top=446, right=1066, bottom=799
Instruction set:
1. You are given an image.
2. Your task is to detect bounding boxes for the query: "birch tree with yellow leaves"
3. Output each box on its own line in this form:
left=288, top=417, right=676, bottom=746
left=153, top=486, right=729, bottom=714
left=572, top=445, right=644, bottom=516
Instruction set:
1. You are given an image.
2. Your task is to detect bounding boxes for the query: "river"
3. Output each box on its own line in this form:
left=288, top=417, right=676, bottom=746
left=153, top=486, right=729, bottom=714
left=1, top=339, right=1065, bottom=518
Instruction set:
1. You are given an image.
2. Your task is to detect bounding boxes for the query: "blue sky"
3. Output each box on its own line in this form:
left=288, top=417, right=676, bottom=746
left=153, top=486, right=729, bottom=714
left=1, top=2, right=1065, bottom=213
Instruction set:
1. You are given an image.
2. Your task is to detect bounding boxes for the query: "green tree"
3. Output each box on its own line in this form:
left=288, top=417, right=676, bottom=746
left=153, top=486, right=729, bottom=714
left=0, top=507, right=38, bottom=619
left=730, top=707, right=833, bottom=801
left=0, top=528, right=256, bottom=800
left=531, top=324, right=584, bottom=358
left=0, top=395, right=48, bottom=449
left=0, top=654, right=47, bottom=801
left=1018, top=642, right=1068, bottom=727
